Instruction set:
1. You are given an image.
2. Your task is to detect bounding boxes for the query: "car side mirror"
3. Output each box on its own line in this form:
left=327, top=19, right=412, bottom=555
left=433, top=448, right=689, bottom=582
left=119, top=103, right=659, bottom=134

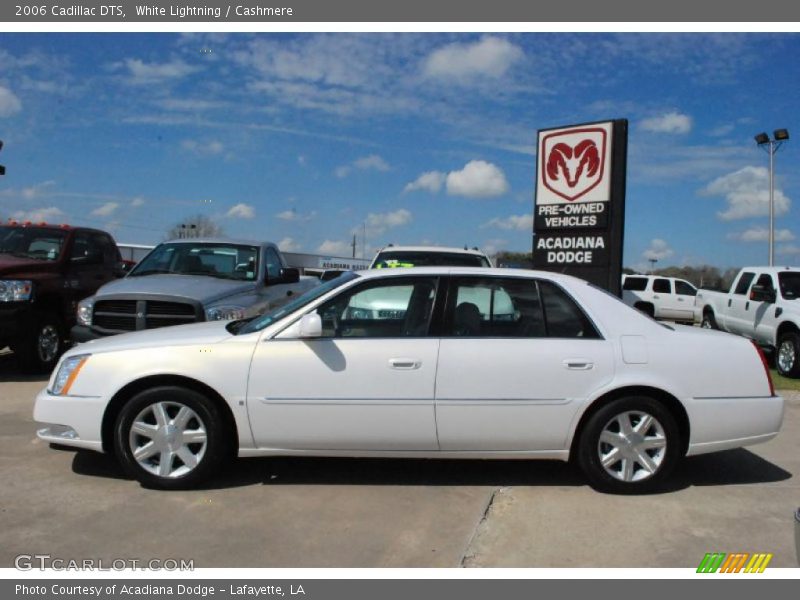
left=280, top=267, right=300, bottom=284
left=750, top=284, right=776, bottom=303
left=298, top=313, right=322, bottom=338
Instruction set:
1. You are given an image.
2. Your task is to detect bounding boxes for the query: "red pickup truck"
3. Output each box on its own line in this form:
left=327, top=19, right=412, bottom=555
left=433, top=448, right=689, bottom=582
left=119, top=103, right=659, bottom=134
left=0, top=222, right=124, bottom=371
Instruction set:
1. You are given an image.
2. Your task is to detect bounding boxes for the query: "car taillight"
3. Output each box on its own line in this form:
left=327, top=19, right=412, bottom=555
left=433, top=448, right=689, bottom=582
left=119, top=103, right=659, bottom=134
left=752, top=341, right=775, bottom=396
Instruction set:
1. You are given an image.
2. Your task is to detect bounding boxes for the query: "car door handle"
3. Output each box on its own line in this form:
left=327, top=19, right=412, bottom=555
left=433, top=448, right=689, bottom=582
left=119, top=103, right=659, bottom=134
left=653, top=295, right=660, bottom=299
left=389, top=358, right=421, bottom=370
left=563, top=359, right=594, bottom=370
left=677, top=298, right=684, bottom=302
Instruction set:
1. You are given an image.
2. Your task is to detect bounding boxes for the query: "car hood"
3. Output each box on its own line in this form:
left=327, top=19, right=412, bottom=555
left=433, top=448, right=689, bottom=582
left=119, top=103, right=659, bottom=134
left=95, top=274, right=256, bottom=304
left=68, top=319, right=234, bottom=356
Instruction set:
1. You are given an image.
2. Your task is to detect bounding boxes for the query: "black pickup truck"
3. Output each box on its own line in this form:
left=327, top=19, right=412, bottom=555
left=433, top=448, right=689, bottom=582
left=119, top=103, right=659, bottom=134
left=0, top=222, right=124, bottom=371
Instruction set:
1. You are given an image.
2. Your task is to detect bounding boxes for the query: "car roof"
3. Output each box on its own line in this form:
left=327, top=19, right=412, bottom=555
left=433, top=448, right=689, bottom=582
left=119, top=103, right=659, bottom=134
left=161, top=237, right=269, bottom=247
left=356, top=266, right=583, bottom=283
left=374, top=245, right=489, bottom=257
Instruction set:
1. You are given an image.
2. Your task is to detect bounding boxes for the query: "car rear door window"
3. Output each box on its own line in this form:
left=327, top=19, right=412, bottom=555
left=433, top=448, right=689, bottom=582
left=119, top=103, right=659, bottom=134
left=652, top=278, right=672, bottom=294
left=538, top=280, right=601, bottom=339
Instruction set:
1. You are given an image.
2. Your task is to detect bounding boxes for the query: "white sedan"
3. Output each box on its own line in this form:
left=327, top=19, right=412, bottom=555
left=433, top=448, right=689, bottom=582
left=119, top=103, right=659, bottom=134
left=34, top=268, right=784, bottom=493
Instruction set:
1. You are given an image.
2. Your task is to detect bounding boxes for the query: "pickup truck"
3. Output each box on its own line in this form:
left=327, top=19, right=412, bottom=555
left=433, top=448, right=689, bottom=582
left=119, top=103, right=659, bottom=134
left=72, top=238, right=319, bottom=342
left=621, top=274, right=699, bottom=323
left=0, top=222, right=124, bottom=370
left=695, top=266, right=800, bottom=377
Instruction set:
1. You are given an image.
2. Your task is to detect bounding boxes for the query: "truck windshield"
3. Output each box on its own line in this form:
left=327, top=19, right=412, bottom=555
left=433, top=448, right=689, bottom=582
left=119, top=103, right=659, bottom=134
left=779, top=272, right=800, bottom=300
left=0, top=226, right=67, bottom=261
left=129, top=242, right=260, bottom=281
left=236, top=271, right=359, bottom=334
left=373, top=251, right=490, bottom=268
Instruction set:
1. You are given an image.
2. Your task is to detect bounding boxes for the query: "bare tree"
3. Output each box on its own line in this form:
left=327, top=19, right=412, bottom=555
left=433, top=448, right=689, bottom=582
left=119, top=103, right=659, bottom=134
left=166, top=214, right=225, bottom=241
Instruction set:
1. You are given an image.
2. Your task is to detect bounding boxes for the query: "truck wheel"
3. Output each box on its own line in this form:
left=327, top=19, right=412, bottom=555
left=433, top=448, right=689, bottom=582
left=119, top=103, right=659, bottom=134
left=634, top=302, right=655, bottom=318
left=114, top=386, right=229, bottom=490
left=777, top=332, right=800, bottom=378
left=14, top=312, right=64, bottom=373
left=701, top=310, right=718, bottom=330
left=576, top=396, right=681, bottom=494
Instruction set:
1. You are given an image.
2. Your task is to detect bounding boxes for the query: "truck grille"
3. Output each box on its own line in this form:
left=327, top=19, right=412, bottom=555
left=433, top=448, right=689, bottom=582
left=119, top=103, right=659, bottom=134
left=93, top=299, right=200, bottom=333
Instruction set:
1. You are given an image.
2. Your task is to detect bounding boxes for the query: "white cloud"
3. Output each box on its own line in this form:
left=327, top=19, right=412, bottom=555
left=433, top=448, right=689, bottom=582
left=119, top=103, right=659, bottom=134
left=480, top=238, right=507, bottom=257
left=12, top=207, right=64, bottom=223
left=91, top=202, right=119, bottom=217
left=446, top=160, right=509, bottom=198
left=727, top=226, right=795, bottom=243
left=131, top=197, right=145, bottom=207
left=777, top=245, right=800, bottom=256
left=640, top=112, right=693, bottom=134
left=121, top=58, right=199, bottom=85
left=482, top=214, right=533, bottom=231
left=701, top=166, right=791, bottom=221
left=0, top=86, right=22, bottom=117
left=364, top=208, right=413, bottom=237
left=226, top=203, right=255, bottom=219
left=404, top=171, right=446, bottom=194
left=423, top=36, right=523, bottom=82
left=19, top=181, right=56, bottom=200
left=317, top=240, right=352, bottom=255
left=276, top=209, right=316, bottom=222
left=277, top=237, right=301, bottom=252
left=335, top=154, right=390, bottom=178
left=643, top=238, right=674, bottom=262
left=181, top=139, right=224, bottom=156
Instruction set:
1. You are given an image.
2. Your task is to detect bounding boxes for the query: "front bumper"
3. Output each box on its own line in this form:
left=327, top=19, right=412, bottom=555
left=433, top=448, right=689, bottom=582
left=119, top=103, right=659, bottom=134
left=686, top=394, right=784, bottom=455
left=0, top=303, right=35, bottom=345
left=71, top=324, right=106, bottom=344
left=33, top=386, right=106, bottom=452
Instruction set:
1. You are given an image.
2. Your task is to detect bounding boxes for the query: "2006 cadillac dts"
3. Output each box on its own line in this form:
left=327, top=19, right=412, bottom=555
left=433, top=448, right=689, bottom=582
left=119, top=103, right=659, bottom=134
left=34, top=268, right=784, bottom=493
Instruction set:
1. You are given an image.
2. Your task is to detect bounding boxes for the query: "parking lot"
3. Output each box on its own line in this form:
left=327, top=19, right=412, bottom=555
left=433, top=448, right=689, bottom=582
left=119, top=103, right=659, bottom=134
left=1, top=349, right=798, bottom=569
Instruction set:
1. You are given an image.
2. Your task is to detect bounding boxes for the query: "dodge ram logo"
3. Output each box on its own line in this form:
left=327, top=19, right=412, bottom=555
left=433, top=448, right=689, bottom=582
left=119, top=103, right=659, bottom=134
left=541, top=128, right=607, bottom=201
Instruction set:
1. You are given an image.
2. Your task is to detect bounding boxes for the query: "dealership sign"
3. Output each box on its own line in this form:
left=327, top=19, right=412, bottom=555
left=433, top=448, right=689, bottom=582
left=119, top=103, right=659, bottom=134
left=532, top=119, right=627, bottom=295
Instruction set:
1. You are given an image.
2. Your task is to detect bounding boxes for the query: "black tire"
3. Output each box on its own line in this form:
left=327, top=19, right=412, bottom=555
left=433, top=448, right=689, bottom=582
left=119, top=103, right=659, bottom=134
left=114, top=386, right=230, bottom=490
left=13, top=311, right=64, bottom=373
left=634, top=303, right=655, bottom=318
left=701, top=310, right=718, bottom=330
left=576, top=396, right=682, bottom=494
left=776, top=332, right=800, bottom=378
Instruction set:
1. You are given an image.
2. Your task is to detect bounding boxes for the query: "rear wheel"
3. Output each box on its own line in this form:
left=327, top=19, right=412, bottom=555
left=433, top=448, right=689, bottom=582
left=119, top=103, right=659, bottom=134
left=114, top=386, right=229, bottom=489
left=634, top=302, right=655, bottom=318
left=577, top=396, right=681, bottom=494
left=776, top=332, right=800, bottom=378
left=14, top=312, right=64, bottom=373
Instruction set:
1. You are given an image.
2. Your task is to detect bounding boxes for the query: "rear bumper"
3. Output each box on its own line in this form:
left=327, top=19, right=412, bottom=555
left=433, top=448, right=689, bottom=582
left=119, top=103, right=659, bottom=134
left=686, top=394, right=784, bottom=456
left=33, top=386, right=107, bottom=453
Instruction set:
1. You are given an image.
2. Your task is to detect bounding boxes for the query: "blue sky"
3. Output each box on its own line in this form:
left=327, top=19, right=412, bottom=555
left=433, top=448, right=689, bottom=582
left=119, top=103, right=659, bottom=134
left=0, top=32, right=798, bottom=269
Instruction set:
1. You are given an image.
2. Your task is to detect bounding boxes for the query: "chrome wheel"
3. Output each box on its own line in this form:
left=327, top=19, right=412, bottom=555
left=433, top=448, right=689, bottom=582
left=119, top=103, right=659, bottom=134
left=597, top=410, right=667, bottom=482
left=37, top=324, right=60, bottom=363
left=779, top=339, right=796, bottom=374
left=128, top=401, right=208, bottom=479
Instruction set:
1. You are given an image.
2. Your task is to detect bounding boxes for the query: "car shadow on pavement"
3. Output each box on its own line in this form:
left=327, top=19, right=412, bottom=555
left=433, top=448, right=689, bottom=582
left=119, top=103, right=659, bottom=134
left=0, top=350, right=49, bottom=383
left=67, top=446, right=792, bottom=492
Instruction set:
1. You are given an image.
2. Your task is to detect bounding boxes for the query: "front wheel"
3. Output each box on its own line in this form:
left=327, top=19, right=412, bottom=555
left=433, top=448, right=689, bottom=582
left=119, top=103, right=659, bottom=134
left=576, top=396, right=681, bottom=494
left=14, top=312, right=64, bottom=373
left=701, top=310, right=718, bottom=330
left=114, top=386, right=229, bottom=489
left=777, top=332, right=800, bottom=378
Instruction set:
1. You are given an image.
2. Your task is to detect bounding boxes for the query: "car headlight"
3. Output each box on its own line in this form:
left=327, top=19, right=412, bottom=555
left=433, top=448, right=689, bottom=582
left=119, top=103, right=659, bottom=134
left=0, top=280, right=33, bottom=302
left=76, top=297, right=95, bottom=327
left=205, top=305, right=247, bottom=321
left=50, top=354, right=90, bottom=395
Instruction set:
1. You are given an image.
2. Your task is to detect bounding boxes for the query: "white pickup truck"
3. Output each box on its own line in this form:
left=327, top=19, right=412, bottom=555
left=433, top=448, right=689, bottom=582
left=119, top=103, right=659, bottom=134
left=621, top=274, right=699, bottom=323
left=695, top=266, right=800, bottom=377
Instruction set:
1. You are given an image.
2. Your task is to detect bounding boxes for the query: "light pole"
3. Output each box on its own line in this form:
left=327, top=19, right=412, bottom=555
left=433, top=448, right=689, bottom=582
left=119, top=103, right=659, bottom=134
left=648, top=258, right=657, bottom=274
left=755, top=129, right=789, bottom=266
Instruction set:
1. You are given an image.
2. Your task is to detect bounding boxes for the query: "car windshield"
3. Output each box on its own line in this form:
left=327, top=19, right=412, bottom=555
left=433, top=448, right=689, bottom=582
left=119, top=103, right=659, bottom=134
left=129, top=242, right=260, bottom=281
left=779, top=272, right=800, bottom=300
left=0, top=226, right=67, bottom=261
left=372, top=251, right=490, bottom=268
left=236, top=271, right=360, bottom=334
